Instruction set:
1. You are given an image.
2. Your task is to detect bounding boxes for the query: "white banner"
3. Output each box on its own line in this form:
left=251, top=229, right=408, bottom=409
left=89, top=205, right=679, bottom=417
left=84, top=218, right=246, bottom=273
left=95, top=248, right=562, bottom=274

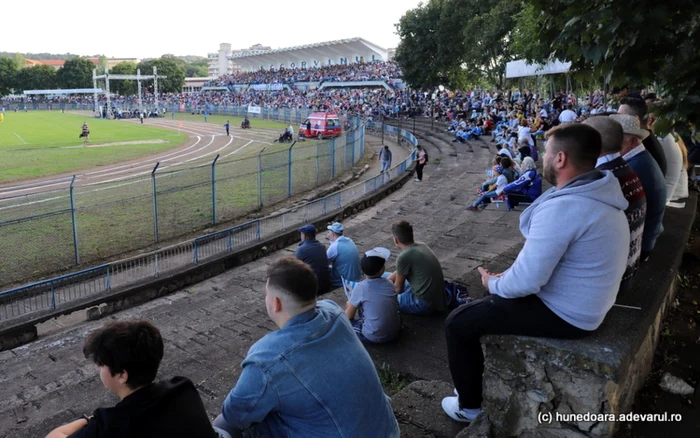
left=250, top=84, right=284, bottom=91
left=505, top=59, right=572, bottom=79
left=247, top=105, right=262, bottom=114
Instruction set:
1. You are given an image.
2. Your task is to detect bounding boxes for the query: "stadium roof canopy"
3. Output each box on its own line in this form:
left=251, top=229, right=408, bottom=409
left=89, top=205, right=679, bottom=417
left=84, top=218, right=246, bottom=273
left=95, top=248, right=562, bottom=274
left=229, top=37, right=388, bottom=71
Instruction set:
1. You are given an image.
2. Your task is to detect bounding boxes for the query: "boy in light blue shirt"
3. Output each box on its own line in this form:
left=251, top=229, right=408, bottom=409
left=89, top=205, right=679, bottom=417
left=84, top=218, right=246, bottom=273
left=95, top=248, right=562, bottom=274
left=345, top=248, right=401, bottom=343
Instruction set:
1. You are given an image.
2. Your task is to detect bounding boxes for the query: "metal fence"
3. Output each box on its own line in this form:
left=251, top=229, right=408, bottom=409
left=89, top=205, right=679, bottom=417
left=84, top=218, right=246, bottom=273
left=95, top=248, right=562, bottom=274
left=0, top=108, right=365, bottom=288
left=0, top=122, right=417, bottom=322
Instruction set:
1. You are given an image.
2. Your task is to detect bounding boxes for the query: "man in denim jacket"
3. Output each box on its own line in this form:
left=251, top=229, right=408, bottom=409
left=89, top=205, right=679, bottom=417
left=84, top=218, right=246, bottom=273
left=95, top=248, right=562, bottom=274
left=213, top=257, right=399, bottom=438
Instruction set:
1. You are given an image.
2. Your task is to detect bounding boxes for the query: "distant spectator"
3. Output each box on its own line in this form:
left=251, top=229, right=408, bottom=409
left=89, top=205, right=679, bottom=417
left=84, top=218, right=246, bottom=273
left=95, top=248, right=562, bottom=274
left=443, top=124, right=629, bottom=424
left=610, top=114, right=666, bottom=261
left=617, top=97, right=667, bottom=176
left=388, top=220, right=446, bottom=314
left=558, top=104, right=578, bottom=124
left=345, top=247, right=401, bottom=343
left=294, top=224, right=331, bottom=295
left=415, top=145, right=427, bottom=182
left=503, top=157, right=542, bottom=209
left=213, top=257, right=400, bottom=437
left=45, top=320, right=217, bottom=438
left=326, top=222, right=362, bottom=287
left=584, top=116, right=647, bottom=293
left=467, top=166, right=508, bottom=211
left=379, top=145, right=392, bottom=174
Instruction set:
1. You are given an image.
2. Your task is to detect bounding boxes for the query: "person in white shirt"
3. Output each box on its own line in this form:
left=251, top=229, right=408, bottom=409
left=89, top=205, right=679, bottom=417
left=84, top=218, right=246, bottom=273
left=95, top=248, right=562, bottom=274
left=539, top=107, right=548, bottom=118
left=517, top=119, right=534, bottom=147
left=467, top=166, right=508, bottom=211
left=559, top=105, right=578, bottom=124
left=657, top=133, right=686, bottom=203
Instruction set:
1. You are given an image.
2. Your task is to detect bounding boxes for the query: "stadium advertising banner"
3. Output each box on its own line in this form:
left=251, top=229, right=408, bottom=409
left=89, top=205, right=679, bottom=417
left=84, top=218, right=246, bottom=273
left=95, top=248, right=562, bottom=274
left=250, top=84, right=284, bottom=91
left=248, top=106, right=262, bottom=114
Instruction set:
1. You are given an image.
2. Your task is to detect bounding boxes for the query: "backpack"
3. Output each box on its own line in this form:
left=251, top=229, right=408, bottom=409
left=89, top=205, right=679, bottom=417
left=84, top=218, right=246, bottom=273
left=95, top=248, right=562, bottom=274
left=423, top=151, right=429, bottom=164
left=444, top=281, right=473, bottom=310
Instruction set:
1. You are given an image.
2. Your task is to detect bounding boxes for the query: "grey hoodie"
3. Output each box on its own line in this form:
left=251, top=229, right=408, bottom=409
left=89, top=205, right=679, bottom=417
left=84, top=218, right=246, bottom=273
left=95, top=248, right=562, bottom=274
left=488, top=170, right=630, bottom=331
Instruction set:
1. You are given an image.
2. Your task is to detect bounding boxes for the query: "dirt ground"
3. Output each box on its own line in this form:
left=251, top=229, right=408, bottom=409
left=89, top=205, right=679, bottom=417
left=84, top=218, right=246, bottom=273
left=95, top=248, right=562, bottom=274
left=615, top=204, right=700, bottom=437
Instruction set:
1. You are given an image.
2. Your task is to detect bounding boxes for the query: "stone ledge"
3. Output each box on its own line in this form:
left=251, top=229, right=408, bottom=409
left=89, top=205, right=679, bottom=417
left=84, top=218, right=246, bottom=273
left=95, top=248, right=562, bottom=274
left=481, top=194, right=697, bottom=438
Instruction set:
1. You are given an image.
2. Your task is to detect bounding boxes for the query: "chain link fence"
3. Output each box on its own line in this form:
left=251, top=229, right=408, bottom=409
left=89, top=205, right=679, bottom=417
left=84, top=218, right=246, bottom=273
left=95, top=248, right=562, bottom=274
left=0, top=109, right=365, bottom=288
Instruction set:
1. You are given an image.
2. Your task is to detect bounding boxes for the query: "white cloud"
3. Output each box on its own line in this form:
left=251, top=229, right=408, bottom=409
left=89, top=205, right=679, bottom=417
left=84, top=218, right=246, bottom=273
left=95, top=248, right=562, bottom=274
left=3, top=0, right=422, bottom=58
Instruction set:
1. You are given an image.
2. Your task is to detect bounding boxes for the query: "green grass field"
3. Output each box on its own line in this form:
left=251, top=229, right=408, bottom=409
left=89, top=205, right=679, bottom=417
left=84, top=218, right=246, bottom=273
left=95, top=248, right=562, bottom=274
left=0, top=112, right=188, bottom=183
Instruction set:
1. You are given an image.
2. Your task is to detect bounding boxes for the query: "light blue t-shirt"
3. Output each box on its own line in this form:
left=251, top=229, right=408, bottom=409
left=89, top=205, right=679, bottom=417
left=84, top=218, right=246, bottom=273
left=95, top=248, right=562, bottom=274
left=349, top=278, right=401, bottom=343
left=327, top=236, right=362, bottom=287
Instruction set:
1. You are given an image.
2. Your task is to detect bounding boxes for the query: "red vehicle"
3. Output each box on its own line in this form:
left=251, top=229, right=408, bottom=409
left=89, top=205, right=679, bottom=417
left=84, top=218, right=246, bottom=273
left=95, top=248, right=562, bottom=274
left=299, top=112, right=342, bottom=139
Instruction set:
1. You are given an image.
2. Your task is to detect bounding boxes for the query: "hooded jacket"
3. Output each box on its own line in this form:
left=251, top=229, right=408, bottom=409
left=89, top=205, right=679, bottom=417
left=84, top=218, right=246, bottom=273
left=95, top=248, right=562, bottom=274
left=488, top=170, right=630, bottom=331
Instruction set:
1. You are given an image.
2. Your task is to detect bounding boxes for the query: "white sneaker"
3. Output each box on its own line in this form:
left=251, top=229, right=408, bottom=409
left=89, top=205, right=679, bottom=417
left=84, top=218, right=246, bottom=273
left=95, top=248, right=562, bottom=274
left=415, top=178, right=421, bottom=182
left=441, top=396, right=482, bottom=423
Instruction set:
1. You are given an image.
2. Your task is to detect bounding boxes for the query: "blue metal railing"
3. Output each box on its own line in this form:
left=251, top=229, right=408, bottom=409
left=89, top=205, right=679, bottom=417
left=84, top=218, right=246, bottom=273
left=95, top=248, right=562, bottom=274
left=0, top=123, right=418, bottom=322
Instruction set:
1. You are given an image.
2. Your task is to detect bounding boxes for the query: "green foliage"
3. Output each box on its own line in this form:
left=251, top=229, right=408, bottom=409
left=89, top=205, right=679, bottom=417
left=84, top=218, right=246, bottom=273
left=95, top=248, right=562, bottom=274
left=376, top=363, right=410, bottom=395
left=110, top=62, right=138, bottom=96
left=14, top=65, right=57, bottom=93
left=514, top=0, right=700, bottom=132
left=394, top=0, right=523, bottom=90
left=0, top=57, right=17, bottom=95
left=137, top=57, right=185, bottom=93
left=56, top=58, right=95, bottom=89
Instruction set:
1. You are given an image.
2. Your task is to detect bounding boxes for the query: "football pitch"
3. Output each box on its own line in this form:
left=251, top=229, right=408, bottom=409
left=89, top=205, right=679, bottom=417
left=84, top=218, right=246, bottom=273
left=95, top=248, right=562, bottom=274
left=0, top=112, right=188, bottom=184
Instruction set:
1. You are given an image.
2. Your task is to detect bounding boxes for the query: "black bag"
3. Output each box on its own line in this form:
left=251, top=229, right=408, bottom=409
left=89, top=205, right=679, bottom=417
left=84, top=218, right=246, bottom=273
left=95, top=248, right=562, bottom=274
left=444, top=281, right=472, bottom=309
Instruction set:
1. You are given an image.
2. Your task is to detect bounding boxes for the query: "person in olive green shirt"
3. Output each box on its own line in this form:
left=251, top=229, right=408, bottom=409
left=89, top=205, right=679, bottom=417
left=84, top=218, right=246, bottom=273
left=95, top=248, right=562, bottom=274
left=387, top=220, right=446, bottom=314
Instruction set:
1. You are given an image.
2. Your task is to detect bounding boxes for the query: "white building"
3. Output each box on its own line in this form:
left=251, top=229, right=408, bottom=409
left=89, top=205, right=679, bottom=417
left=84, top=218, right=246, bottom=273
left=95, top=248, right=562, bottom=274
left=207, top=43, right=273, bottom=77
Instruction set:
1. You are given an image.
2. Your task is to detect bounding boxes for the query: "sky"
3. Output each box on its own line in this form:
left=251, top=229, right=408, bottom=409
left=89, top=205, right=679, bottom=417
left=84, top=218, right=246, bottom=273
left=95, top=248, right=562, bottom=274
left=2, top=0, right=424, bottom=59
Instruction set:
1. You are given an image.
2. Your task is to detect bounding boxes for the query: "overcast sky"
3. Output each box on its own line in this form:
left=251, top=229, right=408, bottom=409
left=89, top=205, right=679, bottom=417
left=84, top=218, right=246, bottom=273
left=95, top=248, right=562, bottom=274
left=3, top=0, right=423, bottom=58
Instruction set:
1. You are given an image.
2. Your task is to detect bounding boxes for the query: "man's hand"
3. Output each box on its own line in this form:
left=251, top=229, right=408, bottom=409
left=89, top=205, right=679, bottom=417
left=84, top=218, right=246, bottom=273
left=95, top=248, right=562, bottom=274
left=477, top=267, right=502, bottom=290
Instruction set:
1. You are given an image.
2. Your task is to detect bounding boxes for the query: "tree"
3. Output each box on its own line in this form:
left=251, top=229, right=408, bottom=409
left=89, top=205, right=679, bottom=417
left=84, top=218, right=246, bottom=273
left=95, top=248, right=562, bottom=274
left=14, top=65, right=57, bottom=93
left=186, top=59, right=209, bottom=78
left=109, top=62, right=138, bottom=95
left=56, top=58, right=95, bottom=89
left=0, top=57, right=18, bottom=95
left=394, top=0, right=524, bottom=90
left=514, top=0, right=700, bottom=131
left=137, top=57, right=185, bottom=94
left=12, top=53, right=26, bottom=70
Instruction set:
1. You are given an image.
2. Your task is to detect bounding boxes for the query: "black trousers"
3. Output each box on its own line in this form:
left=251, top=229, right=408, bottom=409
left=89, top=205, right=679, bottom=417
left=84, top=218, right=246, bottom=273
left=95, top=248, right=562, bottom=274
left=416, top=162, right=425, bottom=180
left=445, top=294, right=589, bottom=409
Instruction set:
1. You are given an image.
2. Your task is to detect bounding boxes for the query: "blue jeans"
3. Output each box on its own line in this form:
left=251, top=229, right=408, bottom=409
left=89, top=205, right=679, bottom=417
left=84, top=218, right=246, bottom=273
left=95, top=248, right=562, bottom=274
left=380, top=160, right=391, bottom=173
left=397, top=289, right=432, bottom=314
left=472, top=191, right=499, bottom=207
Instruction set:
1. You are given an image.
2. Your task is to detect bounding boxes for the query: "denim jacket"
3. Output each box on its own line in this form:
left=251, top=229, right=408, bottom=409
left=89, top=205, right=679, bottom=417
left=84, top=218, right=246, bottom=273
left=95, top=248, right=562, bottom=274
left=221, top=300, right=400, bottom=438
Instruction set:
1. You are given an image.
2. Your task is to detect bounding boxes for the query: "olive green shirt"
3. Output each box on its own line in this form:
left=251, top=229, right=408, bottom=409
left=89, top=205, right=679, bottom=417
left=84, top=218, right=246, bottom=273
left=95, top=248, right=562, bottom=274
left=396, top=242, right=446, bottom=311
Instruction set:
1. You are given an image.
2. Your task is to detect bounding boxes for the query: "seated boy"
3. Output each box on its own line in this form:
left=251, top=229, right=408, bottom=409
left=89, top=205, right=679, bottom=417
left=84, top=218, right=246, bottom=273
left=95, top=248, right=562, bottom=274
left=344, top=248, right=401, bottom=343
left=467, top=166, right=507, bottom=211
left=45, top=320, right=218, bottom=438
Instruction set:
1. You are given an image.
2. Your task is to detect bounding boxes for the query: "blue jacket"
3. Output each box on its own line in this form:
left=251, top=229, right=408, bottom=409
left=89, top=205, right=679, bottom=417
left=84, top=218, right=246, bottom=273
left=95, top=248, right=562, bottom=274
left=625, top=149, right=666, bottom=252
left=489, top=170, right=629, bottom=331
left=221, top=300, right=400, bottom=438
left=294, top=239, right=331, bottom=294
left=503, top=169, right=542, bottom=201
left=327, top=236, right=362, bottom=286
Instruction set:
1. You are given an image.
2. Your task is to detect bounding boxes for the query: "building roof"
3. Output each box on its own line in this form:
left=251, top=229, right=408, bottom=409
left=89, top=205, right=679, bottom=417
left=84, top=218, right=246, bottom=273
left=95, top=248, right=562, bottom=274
left=229, top=37, right=388, bottom=71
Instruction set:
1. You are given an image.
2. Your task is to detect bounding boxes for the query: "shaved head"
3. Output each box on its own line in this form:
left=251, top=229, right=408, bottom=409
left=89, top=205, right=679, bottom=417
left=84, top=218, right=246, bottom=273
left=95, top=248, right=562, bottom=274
left=583, top=116, right=624, bottom=155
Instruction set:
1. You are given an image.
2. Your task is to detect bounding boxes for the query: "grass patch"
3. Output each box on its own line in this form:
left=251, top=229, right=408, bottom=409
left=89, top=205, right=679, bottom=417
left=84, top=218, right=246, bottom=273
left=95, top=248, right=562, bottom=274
left=377, top=363, right=410, bottom=395
left=0, top=112, right=187, bottom=183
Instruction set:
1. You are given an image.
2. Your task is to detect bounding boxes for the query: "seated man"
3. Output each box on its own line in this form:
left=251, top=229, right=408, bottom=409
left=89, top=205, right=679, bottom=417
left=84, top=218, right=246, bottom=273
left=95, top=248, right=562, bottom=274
left=467, top=166, right=507, bottom=211
left=442, top=124, right=629, bottom=423
left=345, top=247, right=401, bottom=343
left=326, top=222, right=362, bottom=287
left=388, top=220, right=446, bottom=314
left=294, top=224, right=331, bottom=295
left=214, top=257, right=400, bottom=437
left=46, top=320, right=217, bottom=438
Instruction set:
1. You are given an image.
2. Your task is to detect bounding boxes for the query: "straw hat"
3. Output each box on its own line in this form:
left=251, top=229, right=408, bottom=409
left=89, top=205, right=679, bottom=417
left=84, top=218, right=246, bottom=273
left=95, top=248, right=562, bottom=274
left=609, top=114, right=650, bottom=140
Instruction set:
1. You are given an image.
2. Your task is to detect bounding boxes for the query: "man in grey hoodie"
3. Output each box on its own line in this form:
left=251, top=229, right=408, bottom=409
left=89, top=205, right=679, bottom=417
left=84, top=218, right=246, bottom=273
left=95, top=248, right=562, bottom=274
left=441, top=124, right=630, bottom=423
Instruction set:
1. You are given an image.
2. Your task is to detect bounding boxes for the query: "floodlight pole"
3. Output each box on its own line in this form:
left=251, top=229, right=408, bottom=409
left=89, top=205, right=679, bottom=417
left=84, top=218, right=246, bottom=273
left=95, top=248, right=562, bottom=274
left=105, top=65, right=111, bottom=119
left=153, top=66, right=159, bottom=113
left=137, top=68, right=143, bottom=112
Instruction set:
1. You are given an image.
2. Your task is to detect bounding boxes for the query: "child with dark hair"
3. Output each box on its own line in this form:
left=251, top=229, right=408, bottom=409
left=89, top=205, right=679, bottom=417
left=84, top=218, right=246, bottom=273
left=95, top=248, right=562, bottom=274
left=345, top=248, right=401, bottom=343
left=45, top=320, right=217, bottom=438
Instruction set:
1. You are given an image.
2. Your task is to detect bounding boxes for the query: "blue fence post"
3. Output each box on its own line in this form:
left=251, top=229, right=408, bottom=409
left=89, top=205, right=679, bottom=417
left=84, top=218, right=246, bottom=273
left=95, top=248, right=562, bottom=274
left=330, top=138, right=336, bottom=179
left=151, top=163, right=160, bottom=242
left=288, top=142, right=295, bottom=198
left=257, top=147, right=266, bottom=208
left=50, top=282, right=56, bottom=309
left=106, top=266, right=112, bottom=289
left=69, top=175, right=80, bottom=265
left=256, top=221, right=261, bottom=240
left=211, top=154, right=220, bottom=225
left=315, top=142, right=320, bottom=186
left=193, top=240, right=199, bottom=264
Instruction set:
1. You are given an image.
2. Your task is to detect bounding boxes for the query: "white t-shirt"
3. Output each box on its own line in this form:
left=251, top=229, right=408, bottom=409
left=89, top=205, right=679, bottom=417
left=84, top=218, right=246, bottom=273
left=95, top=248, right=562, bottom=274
left=659, top=134, right=685, bottom=202
left=559, top=109, right=578, bottom=124
left=518, top=126, right=534, bottom=146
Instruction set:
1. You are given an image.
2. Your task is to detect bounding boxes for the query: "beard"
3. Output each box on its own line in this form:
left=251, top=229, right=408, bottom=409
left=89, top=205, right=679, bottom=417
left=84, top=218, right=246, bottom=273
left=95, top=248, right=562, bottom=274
left=543, top=160, right=557, bottom=186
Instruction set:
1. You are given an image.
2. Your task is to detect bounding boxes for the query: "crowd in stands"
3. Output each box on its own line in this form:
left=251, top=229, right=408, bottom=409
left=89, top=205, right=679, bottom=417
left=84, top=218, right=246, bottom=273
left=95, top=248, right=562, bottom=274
left=204, top=61, right=403, bottom=87
left=41, top=81, right=699, bottom=436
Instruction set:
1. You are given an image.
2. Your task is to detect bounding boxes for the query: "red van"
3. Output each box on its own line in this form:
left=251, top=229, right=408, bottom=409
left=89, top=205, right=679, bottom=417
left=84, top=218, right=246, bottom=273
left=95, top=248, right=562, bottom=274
left=299, top=112, right=342, bottom=139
